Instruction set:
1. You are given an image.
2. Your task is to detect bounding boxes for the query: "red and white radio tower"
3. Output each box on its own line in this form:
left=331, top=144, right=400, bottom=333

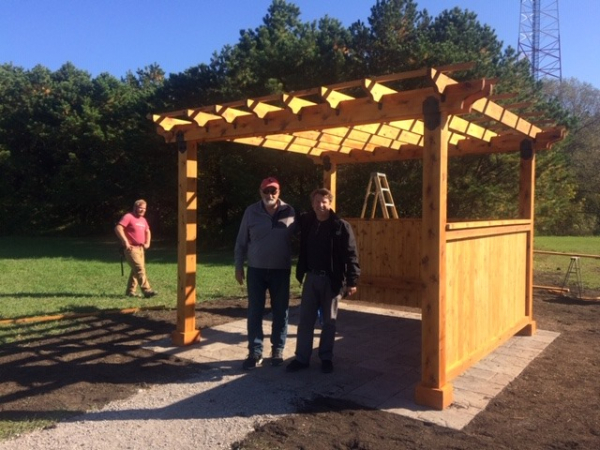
left=518, top=0, right=562, bottom=81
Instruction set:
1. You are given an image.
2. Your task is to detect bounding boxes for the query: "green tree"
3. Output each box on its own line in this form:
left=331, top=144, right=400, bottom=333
left=542, top=78, right=600, bottom=233
left=353, top=0, right=427, bottom=76
left=215, top=0, right=352, bottom=97
left=0, top=0, right=580, bottom=242
left=0, top=63, right=169, bottom=235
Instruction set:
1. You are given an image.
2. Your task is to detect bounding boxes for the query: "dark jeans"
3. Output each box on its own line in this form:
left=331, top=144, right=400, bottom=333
left=246, top=267, right=291, bottom=357
left=295, top=272, right=340, bottom=364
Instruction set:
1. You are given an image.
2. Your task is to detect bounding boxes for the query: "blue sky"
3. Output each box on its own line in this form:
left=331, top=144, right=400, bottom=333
left=1, top=0, right=598, bottom=88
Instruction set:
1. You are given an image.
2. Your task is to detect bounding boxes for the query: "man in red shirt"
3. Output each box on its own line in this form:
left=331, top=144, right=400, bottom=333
left=115, top=199, right=158, bottom=298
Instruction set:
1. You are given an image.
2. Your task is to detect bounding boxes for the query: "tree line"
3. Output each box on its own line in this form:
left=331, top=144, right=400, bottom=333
left=1, top=0, right=598, bottom=247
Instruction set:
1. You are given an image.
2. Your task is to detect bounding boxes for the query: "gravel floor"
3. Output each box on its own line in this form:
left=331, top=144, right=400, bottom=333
left=0, top=366, right=300, bottom=450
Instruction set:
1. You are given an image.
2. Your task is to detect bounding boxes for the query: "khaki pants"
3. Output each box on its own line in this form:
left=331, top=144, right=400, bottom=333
left=125, top=246, right=152, bottom=295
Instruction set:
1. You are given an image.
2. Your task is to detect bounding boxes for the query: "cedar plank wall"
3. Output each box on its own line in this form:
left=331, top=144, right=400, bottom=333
left=346, top=218, right=422, bottom=307
left=346, top=218, right=530, bottom=382
left=444, top=230, right=529, bottom=380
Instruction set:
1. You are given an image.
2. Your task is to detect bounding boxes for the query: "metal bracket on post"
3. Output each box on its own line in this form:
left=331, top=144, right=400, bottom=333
left=520, top=139, right=534, bottom=160
left=176, top=131, right=186, bottom=154
left=423, top=96, right=441, bottom=131
left=323, top=155, right=332, bottom=172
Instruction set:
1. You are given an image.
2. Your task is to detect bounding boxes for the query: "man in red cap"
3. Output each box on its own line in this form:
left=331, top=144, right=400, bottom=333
left=234, top=177, right=296, bottom=369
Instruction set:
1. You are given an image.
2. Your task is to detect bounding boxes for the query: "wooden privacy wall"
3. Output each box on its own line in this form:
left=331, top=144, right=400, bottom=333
left=346, top=217, right=532, bottom=384
left=444, top=228, right=530, bottom=380
left=346, top=218, right=422, bottom=307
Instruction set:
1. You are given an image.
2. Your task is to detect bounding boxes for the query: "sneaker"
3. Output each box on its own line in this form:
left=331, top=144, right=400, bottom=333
left=271, top=349, right=284, bottom=367
left=143, top=290, right=158, bottom=298
left=321, top=360, right=334, bottom=374
left=242, top=354, right=263, bottom=370
left=286, top=359, right=309, bottom=373
left=126, top=293, right=141, bottom=298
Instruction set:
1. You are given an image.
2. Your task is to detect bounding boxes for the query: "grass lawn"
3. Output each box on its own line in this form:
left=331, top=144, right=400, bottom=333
left=0, top=235, right=598, bottom=344
left=0, top=236, right=242, bottom=317
left=0, top=236, right=305, bottom=344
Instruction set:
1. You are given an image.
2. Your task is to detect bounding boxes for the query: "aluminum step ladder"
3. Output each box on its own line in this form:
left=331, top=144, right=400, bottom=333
left=361, top=172, right=399, bottom=219
left=561, top=256, right=584, bottom=298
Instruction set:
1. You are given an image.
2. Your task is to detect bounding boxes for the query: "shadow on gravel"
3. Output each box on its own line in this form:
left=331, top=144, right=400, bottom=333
left=0, top=299, right=253, bottom=430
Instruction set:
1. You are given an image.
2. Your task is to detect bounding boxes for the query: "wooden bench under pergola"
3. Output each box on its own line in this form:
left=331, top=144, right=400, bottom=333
left=151, top=62, right=565, bottom=410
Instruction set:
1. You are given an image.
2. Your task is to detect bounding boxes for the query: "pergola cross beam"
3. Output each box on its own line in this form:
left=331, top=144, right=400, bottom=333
left=154, top=66, right=556, bottom=161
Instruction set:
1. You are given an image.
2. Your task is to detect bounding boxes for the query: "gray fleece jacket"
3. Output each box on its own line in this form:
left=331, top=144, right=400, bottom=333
left=234, top=199, right=295, bottom=271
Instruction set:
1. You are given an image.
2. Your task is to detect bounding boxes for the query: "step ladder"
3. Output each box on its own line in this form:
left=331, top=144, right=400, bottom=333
left=361, top=172, right=399, bottom=219
left=561, top=256, right=584, bottom=298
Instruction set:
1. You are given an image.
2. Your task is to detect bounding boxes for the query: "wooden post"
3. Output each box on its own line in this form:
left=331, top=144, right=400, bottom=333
left=415, top=96, right=453, bottom=410
left=172, top=139, right=201, bottom=346
left=323, top=159, right=337, bottom=211
left=518, top=140, right=536, bottom=336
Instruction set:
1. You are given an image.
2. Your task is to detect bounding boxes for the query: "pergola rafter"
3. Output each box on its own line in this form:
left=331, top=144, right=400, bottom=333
left=153, top=64, right=560, bottom=167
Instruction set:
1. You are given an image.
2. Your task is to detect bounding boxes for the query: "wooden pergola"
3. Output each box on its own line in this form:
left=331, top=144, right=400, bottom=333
left=152, top=63, right=565, bottom=410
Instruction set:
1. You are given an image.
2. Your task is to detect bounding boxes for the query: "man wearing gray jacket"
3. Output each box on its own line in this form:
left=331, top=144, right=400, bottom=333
left=235, top=177, right=295, bottom=370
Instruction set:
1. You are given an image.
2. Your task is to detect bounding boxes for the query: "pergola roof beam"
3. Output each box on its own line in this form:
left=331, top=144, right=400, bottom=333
left=322, top=129, right=557, bottom=166
left=448, top=115, right=497, bottom=142
left=471, top=98, right=540, bottom=137
left=151, top=115, right=193, bottom=132
left=213, top=105, right=252, bottom=123
left=232, top=136, right=315, bottom=155
left=320, top=87, right=355, bottom=109
left=246, top=99, right=283, bottom=118
left=187, top=109, right=222, bottom=127
left=152, top=65, right=564, bottom=158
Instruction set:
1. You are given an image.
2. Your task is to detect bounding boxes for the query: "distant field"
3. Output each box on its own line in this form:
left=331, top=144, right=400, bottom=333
left=534, top=236, right=600, bottom=291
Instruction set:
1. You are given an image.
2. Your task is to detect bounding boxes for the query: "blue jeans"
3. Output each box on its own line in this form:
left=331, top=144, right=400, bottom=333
left=246, top=267, right=290, bottom=357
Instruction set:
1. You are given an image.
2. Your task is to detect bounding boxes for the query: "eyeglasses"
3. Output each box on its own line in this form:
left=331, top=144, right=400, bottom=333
left=262, top=188, right=279, bottom=195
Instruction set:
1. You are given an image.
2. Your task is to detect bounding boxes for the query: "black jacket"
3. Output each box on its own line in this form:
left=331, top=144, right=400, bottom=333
left=295, top=210, right=360, bottom=294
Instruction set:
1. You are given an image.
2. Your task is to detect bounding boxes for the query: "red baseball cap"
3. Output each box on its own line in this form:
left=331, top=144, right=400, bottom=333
left=260, top=177, right=280, bottom=190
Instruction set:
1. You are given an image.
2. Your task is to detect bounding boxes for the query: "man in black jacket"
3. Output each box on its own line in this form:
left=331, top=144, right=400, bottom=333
left=287, top=188, right=360, bottom=374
